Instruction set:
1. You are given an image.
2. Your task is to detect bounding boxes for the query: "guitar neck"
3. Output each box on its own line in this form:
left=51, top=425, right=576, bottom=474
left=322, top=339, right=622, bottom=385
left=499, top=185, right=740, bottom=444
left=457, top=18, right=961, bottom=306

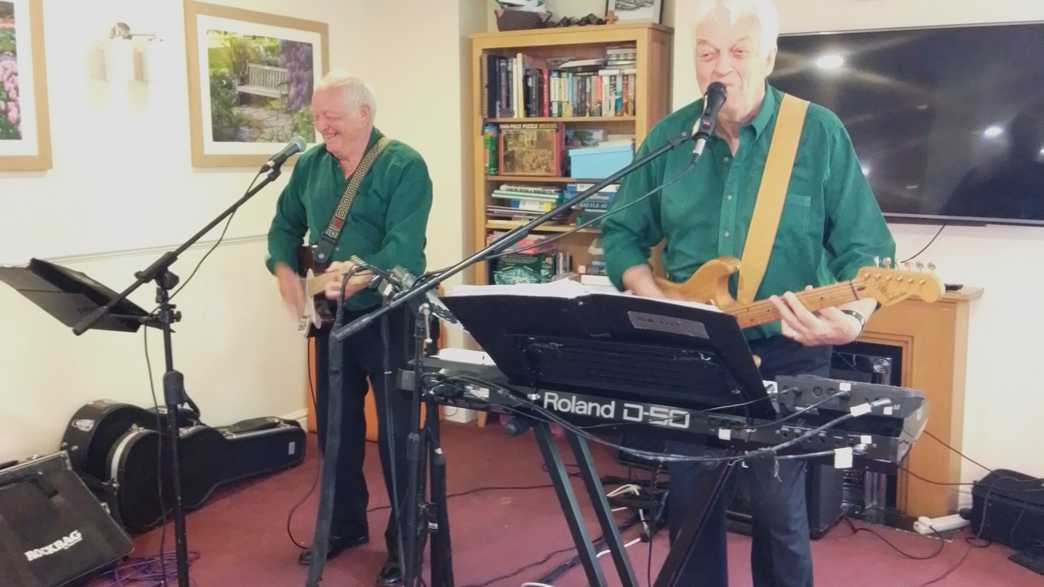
left=305, top=273, right=338, bottom=298
left=727, top=280, right=865, bottom=329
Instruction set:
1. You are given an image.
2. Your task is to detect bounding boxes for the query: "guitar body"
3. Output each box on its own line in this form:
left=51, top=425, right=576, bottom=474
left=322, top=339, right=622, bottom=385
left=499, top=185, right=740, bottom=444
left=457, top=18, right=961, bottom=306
left=298, top=245, right=335, bottom=336
left=655, top=256, right=742, bottom=308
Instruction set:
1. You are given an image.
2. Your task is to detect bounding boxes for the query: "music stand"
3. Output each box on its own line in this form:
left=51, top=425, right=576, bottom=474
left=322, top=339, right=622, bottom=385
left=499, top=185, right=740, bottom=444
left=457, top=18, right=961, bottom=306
left=440, top=283, right=771, bottom=587
left=0, top=259, right=150, bottom=332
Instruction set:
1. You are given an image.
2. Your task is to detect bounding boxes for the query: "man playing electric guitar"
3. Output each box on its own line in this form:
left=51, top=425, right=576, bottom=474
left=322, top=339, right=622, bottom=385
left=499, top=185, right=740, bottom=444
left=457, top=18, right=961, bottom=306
left=602, top=1, right=896, bottom=586
left=266, top=73, right=433, bottom=586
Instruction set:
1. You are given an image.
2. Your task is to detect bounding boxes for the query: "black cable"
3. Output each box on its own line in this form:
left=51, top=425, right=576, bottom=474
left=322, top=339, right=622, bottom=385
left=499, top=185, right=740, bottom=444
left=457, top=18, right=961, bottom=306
left=917, top=540, right=973, bottom=587
left=461, top=544, right=577, bottom=587
left=483, top=160, right=697, bottom=260
left=922, top=430, right=993, bottom=473
left=900, top=224, right=946, bottom=264
left=363, top=482, right=556, bottom=514
left=842, top=516, right=946, bottom=560
left=169, top=170, right=263, bottom=300
left=286, top=340, right=321, bottom=550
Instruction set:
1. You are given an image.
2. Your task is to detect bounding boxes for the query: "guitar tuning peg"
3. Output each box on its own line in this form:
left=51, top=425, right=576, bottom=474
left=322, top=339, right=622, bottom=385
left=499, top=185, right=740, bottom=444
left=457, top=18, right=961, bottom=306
left=883, top=257, right=893, bottom=268
left=874, top=256, right=881, bottom=267
left=927, top=262, right=936, bottom=271
left=916, top=262, right=925, bottom=271
left=902, top=262, right=911, bottom=270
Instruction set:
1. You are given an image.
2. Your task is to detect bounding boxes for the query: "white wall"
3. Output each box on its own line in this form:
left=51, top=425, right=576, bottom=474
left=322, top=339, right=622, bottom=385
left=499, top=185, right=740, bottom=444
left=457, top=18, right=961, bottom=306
left=671, top=0, right=1044, bottom=499
left=0, top=0, right=483, bottom=461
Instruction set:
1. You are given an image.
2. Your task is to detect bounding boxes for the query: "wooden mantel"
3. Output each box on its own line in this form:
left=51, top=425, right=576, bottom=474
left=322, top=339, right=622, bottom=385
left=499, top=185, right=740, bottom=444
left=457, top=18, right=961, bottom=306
left=860, top=287, right=983, bottom=518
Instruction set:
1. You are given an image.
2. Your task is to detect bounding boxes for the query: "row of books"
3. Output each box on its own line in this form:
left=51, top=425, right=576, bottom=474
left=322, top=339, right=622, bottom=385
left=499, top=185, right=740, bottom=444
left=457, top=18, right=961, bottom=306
left=480, top=50, right=638, bottom=119
left=483, top=123, right=636, bottom=177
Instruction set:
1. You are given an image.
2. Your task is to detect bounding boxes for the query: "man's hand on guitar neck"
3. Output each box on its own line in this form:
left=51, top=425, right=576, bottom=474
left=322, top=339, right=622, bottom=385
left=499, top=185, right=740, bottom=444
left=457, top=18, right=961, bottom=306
left=321, top=260, right=374, bottom=301
left=770, top=287, right=876, bottom=347
left=275, top=263, right=306, bottom=319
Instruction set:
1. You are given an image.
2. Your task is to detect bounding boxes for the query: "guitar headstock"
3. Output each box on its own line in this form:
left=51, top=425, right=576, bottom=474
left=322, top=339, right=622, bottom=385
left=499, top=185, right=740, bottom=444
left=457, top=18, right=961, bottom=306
left=856, top=259, right=944, bottom=306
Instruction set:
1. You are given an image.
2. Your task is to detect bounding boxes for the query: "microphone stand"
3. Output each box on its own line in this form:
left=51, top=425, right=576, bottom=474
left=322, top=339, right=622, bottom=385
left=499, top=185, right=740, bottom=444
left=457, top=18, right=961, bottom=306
left=332, top=130, right=694, bottom=587
left=72, top=163, right=289, bottom=587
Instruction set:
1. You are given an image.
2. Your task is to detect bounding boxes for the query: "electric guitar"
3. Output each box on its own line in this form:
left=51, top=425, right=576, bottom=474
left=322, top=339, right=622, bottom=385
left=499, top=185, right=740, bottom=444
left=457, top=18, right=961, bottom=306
left=655, top=256, right=944, bottom=329
left=296, top=246, right=375, bottom=337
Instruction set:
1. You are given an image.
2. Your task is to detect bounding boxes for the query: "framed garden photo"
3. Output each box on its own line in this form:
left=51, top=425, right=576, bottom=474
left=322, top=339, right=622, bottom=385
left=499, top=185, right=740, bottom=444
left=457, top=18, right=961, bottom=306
left=607, top=0, right=664, bottom=25
left=184, top=1, right=328, bottom=167
left=0, top=0, right=51, bottom=171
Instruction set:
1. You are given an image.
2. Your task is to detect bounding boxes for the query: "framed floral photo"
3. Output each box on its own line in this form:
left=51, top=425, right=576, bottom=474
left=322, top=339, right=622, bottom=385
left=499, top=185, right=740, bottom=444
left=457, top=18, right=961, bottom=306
left=184, top=1, right=328, bottom=167
left=0, top=0, right=51, bottom=171
left=607, top=0, right=664, bottom=25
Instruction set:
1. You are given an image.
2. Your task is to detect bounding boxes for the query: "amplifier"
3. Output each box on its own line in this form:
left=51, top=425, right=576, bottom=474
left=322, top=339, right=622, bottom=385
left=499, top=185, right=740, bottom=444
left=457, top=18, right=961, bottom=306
left=0, top=452, right=132, bottom=587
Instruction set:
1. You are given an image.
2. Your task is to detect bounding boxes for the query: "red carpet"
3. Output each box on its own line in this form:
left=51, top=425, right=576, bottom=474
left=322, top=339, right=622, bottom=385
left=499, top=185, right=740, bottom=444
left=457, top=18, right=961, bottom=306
left=90, top=423, right=1041, bottom=586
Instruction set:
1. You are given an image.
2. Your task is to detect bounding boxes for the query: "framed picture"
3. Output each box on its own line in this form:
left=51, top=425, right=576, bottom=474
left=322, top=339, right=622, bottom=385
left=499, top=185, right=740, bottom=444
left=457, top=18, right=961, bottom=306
left=184, top=1, right=328, bottom=168
left=0, top=0, right=51, bottom=171
left=607, top=0, right=664, bottom=25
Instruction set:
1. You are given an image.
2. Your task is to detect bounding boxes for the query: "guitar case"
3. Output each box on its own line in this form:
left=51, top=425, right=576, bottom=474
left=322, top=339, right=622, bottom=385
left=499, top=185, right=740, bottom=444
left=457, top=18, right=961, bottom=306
left=60, top=402, right=306, bottom=534
left=106, top=417, right=306, bottom=533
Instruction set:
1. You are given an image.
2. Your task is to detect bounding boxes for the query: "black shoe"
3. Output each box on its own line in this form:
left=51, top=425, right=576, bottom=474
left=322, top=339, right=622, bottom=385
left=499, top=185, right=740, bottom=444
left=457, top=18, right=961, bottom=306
left=376, top=558, right=402, bottom=586
left=296, top=534, right=369, bottom=566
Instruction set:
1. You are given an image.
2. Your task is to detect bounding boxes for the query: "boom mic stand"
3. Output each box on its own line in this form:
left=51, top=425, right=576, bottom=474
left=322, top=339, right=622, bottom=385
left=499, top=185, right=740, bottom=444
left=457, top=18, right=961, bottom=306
left=331, top=130, right=696, bottom=587
left=72, top=161, right=291, bottom=587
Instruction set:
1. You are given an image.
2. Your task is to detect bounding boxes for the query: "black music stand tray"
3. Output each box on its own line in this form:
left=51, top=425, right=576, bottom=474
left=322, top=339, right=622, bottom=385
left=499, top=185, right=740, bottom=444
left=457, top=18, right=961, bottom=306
left=441, top=283, right=772, bottom=587
left=0, top=259, right=150, bottom=332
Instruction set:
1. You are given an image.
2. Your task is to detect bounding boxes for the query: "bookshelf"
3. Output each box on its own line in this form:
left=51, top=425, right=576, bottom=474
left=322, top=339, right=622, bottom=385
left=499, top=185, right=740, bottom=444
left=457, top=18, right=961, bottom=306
left=469, top=23, right=673, bottom=285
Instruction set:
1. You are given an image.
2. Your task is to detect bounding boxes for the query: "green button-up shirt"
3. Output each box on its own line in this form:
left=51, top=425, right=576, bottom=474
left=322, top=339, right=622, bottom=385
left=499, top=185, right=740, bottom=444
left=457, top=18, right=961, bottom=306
left=603, top=85, right=896, bottom=340
left=266, top=128, right=433, bottom=311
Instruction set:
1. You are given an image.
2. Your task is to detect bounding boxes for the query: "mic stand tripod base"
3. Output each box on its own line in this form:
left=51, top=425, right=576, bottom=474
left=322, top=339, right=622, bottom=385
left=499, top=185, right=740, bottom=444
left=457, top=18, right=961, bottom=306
left=403, top=303, right=455, bottom=587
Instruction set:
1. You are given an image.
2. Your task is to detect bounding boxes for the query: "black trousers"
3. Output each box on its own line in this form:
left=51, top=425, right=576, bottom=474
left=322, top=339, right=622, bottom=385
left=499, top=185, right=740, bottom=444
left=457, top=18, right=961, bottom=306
left=666, top=336, right=832, bottom=587
left=313, top=305, right=415, bottom=558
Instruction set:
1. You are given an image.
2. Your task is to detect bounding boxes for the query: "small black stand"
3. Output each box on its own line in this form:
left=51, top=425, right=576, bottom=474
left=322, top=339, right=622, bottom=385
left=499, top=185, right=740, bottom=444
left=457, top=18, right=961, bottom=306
left=4, top=164, right=288, bottom=587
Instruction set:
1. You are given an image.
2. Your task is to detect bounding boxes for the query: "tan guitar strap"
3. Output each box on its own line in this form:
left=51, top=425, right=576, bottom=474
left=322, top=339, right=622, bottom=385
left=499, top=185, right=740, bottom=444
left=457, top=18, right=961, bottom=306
left=313, top=136, right=392, bottom=268
left=736, top=94, right=810, bottom=304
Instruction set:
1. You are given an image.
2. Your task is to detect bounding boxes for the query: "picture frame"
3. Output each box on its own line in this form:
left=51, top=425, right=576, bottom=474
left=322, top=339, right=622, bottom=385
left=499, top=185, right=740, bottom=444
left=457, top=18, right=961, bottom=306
left=606, top=0, right=664, bottom=25
left=0, top=0, right=51, bottom=171
left=183, top=1, right=328, bottom=168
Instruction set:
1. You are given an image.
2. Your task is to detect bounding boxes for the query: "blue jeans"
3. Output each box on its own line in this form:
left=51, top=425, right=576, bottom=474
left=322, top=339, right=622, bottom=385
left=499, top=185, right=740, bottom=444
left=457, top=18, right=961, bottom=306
left=666, top=336, right=831, bottom=587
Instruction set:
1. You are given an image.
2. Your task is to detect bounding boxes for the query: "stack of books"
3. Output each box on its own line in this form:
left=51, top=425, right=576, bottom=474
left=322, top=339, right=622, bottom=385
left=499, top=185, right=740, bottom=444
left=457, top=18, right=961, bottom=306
left=565, top=183, right=619, bottom=227
left=487, top=184, right=564, bottom=221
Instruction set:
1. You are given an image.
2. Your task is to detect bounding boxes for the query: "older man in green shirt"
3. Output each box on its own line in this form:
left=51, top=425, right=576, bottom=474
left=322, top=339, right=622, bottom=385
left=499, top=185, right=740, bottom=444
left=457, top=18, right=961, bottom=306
left=267, top=73, right=432, bottom=586
left=602, top=1, right=894, bottom=586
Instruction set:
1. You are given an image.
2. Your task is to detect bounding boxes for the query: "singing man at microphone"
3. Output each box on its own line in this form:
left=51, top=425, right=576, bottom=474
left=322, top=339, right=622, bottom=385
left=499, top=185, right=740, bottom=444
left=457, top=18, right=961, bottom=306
left=265, top=72, right=432, bottom=586
left=601, top=1, right=894, bottom=585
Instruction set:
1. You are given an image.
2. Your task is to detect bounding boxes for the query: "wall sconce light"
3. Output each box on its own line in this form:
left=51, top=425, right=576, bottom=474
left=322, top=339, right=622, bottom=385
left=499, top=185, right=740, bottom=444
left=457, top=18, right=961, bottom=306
left=103, top=22, right=162, bottom=83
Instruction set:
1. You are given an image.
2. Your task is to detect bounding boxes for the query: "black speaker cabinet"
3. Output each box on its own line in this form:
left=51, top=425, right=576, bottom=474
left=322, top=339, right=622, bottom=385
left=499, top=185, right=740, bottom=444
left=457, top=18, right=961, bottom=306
left=0, top=452, right=133, bottom=587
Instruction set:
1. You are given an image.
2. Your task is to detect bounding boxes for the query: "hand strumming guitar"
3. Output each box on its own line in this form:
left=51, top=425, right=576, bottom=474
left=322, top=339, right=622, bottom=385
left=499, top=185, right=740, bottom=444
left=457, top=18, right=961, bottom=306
left=275, top=262, right=306, bottom=319
left=321, top=260, right=374, bottom=301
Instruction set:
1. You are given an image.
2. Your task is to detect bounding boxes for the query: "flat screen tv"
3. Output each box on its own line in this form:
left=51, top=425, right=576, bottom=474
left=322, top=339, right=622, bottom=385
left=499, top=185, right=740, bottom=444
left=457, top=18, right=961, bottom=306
left=771, top=22, right=1044, bottom=226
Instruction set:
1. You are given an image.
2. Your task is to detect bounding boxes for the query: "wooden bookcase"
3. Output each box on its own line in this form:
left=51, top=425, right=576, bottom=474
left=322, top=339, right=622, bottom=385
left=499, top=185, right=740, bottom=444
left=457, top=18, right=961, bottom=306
left=469, top=23, right=673, bottom=284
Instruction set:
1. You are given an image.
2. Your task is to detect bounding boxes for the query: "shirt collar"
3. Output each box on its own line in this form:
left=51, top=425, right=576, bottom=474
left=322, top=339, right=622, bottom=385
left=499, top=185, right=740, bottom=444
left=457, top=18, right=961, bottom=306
left=748, top=83, right=779, bottom=141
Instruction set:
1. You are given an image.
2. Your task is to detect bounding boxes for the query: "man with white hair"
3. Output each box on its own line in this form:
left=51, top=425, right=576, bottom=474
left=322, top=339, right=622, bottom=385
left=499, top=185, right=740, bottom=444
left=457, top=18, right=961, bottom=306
left=267, top=73, right=432, bottom=585
left=602, top=1, right=895, bottom=585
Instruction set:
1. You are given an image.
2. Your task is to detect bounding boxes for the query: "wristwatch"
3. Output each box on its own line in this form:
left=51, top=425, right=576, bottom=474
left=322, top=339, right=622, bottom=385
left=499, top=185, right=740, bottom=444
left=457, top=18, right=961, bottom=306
left=840, top=309, right=867, bottom=329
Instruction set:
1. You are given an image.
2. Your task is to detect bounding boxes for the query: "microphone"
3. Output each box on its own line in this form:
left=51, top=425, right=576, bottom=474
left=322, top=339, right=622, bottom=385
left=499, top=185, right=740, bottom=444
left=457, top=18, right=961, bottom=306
left=261, top=136, right=306, bottom=171
left=389, top=266, right=459, bottom=325
left=692, top=82, right=728, bottom=159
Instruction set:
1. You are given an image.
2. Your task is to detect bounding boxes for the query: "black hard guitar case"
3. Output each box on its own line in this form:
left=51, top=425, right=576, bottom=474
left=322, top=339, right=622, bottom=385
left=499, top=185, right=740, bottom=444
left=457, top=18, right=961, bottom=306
left=106, top=417, right=306, bottom=533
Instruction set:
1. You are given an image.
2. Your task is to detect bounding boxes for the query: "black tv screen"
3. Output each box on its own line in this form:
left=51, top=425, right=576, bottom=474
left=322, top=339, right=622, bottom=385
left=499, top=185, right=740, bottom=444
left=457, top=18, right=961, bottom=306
left=771, top=22, right=1044, bottom=225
